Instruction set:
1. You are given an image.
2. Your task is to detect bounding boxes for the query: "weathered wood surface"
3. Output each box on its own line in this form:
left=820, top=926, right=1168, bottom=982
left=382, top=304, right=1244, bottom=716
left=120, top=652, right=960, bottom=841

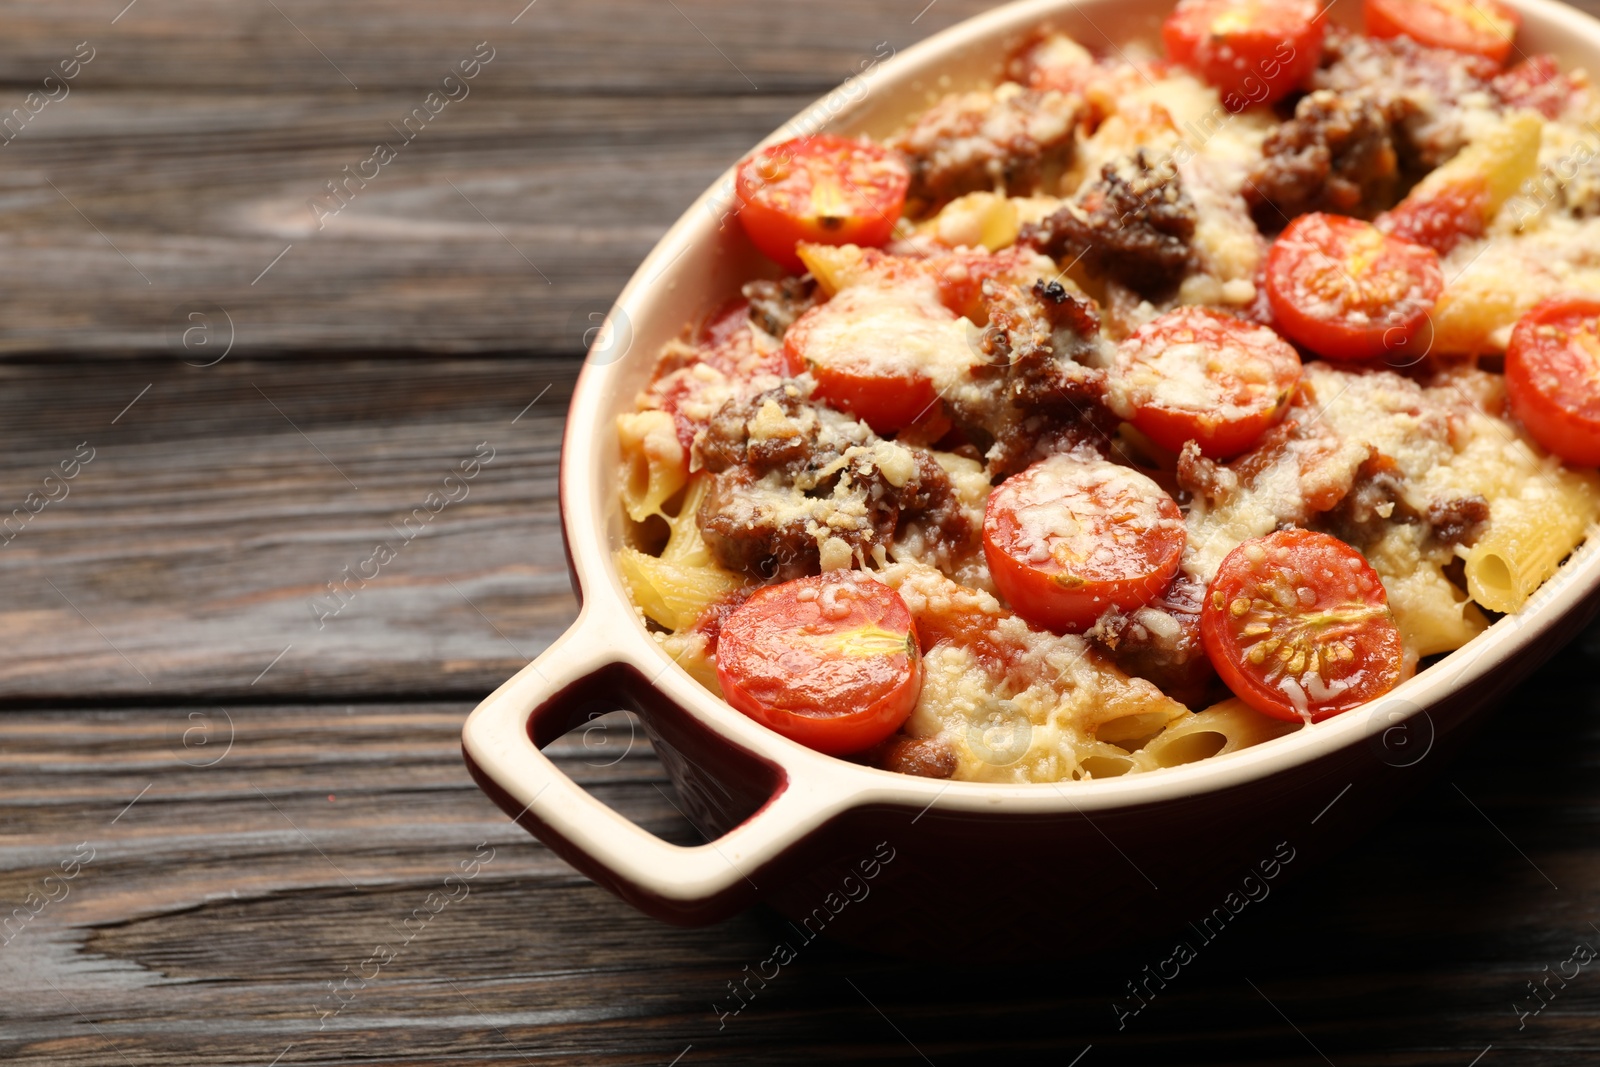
left=0, top=91, right=807, bottom=356
left=4, top=672, right=1600, bottom=1066
left=0, top=0, right=1000, bottom=357
left=0, top=357, right=577, bottom=701
left=5, top=0, right=1600, bottom=1063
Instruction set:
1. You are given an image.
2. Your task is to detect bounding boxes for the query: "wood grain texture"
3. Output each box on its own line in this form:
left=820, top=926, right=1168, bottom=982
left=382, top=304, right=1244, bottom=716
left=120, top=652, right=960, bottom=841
left=0, top=357, right=578, bottom=701
left=0, top=0, right=998, bottom=357
left=3, top=665, right=1600, bottom=1067
left=0, top=91, right=810, bottom=357
left=0, top=0, right=999, bottom=93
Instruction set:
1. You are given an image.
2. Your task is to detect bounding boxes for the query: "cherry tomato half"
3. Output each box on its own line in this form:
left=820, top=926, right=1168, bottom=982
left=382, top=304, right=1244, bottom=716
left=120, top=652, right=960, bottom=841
left=1505, top=297, right=1600, bottom=465
left=1493, top=54, right=1574, bottom=119
left=1364, top=0, right=1520, bottom=65
left=983, top=453, right=1186, bottom=633
left=1266, top=212, right=1443, bottom=362
left=1162, top=0, right=1324, bottom=110
left=782, top=283, right=958, bottom=435
left=648, top=298, right=801, bottom=449
left=715, top=572, right=922, bottom=756
left=1376, top=179, right=1491, bottom=256
left=735, top=135, right=910, bottom=274
left=1201, top=529, right=1403, bottom=722
left=1109, top=306, right=1302, bottom=458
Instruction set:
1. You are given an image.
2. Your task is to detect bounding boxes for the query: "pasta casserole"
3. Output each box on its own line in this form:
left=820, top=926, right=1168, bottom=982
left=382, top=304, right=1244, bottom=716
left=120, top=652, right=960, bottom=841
left=613, top=0, right=1600, bottom=784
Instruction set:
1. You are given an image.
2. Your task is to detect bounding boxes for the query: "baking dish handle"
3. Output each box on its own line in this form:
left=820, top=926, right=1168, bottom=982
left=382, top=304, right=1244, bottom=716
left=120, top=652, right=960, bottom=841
left=461, top=604, right=838, bottom=924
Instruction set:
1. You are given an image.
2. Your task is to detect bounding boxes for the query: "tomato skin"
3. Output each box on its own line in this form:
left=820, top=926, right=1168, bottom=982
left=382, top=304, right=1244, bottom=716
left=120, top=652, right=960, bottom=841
left=1493, top=54, right=1573, bottom=118
left=1162, top=0, right=1324, bottom=110
left=1376, top=179, right=1490, bottom=255
left=796, top=243, right=1054, bottom=321
left=649, top=299, right=801, bottom=450
left=782, top=282, right=964, bottom=435
left=1109, top=306, right=1302, bottom=458
left=715, top=573, right=922, bottom=756
left=925, top=247, right=1056, bottom=322
left=1266, top=213, right=1443, bottom=362
left=1506, top=298, right=1600, bottom=466
left=983, top=454, right=1186, bottom=633
left=650, top=303, right=801, bottom=451
left=1201, top=529, right=1403, bottom=723
left=1364, top=0, right=1520, bottom=64
left=808, top=360, right=938, bottom=436
left=735, top=135, right=910, bottom=274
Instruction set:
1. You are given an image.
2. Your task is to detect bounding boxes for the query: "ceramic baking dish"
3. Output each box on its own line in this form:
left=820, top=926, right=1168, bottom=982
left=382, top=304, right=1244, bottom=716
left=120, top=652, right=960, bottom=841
left=462, top=0, right=1600, bottom=957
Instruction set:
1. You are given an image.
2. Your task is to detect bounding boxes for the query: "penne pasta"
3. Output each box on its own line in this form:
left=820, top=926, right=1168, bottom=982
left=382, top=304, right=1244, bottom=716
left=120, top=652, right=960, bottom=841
left=1135, top=700, right=1302, bottom=772
left=1366, top=524, right=1488, bottom=660
left=1466, top=473, right=1600, bottom=613
left=616, top=476, right=743, bottom=632
left=617, top=410, right=688, bottom=523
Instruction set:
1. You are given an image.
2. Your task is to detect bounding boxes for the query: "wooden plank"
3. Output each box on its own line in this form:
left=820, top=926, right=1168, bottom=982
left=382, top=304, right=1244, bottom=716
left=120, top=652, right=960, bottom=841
left=0, top=91, right=809, bottom=357
left=2, top=681, right=1599, bottom=1066
left=0, top=0, right=1002, bottom=359
left=0, top=0, right=998, bottom=93
left=0, top=357, right=580, bottom=701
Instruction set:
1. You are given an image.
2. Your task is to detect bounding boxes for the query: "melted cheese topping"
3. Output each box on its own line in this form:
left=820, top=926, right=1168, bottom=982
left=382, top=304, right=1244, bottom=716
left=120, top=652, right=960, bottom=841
left=1301, top=364, right=1460, bottom=504
left=798, top=249, right=1058, bottom=415
left=1429, top=103, right=1600, bottom=354
left=1181, top=365, right=1469, bottom=584
left=883, top=560, right=1186, bottom=783
left=1005, top=453, right=1181, bottom=577
left=795, top=278, right=982, bottom=396
left=1435, top=214, right=1600, bottom=353
left=1107, top=317, right=1290, bottom=422
left=891, top=81, right=1080, bottom=196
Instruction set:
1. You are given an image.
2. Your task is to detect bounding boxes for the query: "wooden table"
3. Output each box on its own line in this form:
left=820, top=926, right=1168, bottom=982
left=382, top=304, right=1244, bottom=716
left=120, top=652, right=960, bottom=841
left=4, top=1, right=1600, bottom=1063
